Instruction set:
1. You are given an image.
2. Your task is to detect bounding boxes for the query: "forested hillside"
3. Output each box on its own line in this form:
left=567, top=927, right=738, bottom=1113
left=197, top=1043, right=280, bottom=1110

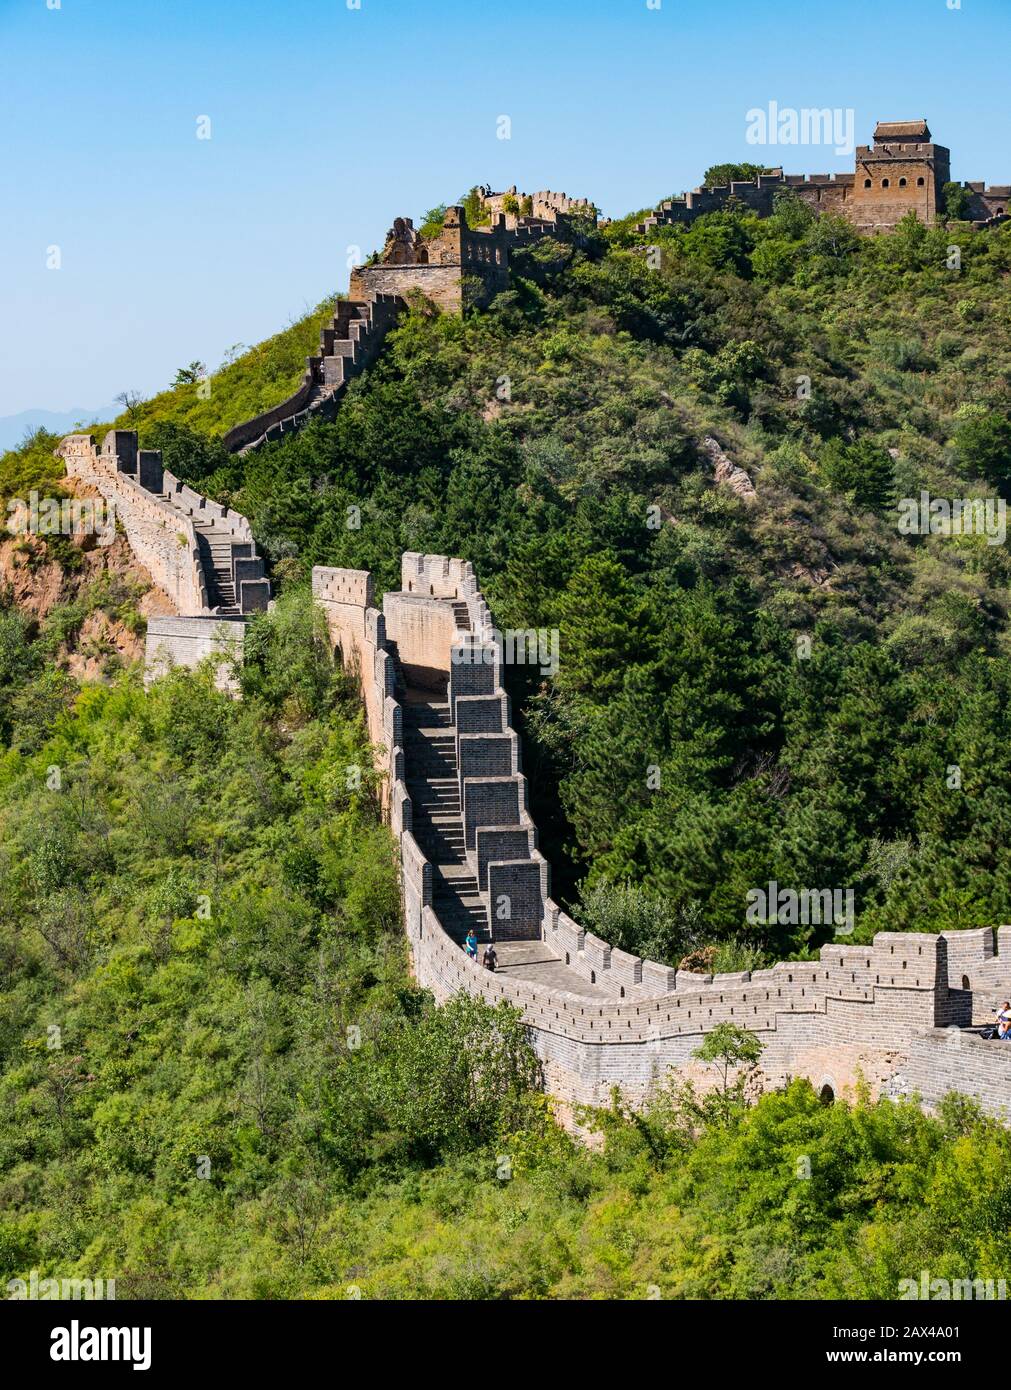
left=4, top=196, right=1011, bottom=1299
left=58, top=196, right=1011, bottom=961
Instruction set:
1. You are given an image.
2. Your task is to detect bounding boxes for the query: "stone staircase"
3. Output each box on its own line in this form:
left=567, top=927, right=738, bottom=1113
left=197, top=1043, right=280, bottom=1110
left=403, top=692, right=490, bottom=946
left=222, top=292, right=404, bottom=456
left=193, top=521, right=240, bottom=615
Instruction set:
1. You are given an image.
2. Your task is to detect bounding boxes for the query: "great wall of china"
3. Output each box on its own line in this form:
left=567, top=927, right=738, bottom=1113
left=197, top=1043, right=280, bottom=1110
left=308, top=550, right=1011, bottom=1122
left=50, top=126, right=1011, bottom=1121
left=636, top=118, right=1009, bottom=237
left=56, top=429, right=271, bottom=684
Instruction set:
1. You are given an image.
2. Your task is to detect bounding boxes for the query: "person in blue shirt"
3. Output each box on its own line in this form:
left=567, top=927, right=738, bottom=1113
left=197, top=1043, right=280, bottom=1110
left=464, top=930, right=478, bottom=962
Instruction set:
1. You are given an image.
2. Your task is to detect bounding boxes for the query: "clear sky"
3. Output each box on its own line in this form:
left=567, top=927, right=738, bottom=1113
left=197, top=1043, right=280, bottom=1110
left=3, top=0, right=1010, bottom=417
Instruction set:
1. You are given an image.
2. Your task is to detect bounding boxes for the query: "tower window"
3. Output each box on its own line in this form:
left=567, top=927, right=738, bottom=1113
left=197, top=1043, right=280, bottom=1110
left=882, top=178, right=890, bottom=188
left=899, top=178, right=907, bottom=187
left=917, top=177, right=925, bottom=186
left=864, top=178, right=872, bottom=188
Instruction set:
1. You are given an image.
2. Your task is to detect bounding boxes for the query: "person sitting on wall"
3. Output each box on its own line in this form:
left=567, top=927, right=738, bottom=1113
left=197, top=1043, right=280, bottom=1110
left=482, top=943, right=498, bottom=972
left=464, top=929, right=478, bottom=962
left=996, top=1002, right=1011, bottom=1039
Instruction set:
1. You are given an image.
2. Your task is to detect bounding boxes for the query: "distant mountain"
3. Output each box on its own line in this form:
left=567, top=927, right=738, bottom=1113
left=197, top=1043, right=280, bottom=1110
left=0, top=405, right=116, bottom=453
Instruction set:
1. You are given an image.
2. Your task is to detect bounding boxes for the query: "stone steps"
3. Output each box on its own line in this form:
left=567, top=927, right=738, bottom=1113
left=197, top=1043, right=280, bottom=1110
left=400, top=682, right=489, bottom=935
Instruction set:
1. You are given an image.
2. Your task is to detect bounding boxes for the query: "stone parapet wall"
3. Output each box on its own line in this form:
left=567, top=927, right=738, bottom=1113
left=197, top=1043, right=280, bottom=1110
left=350, top=201, right=586, bottom=316
left=58, top=431, right=270, bottom=687
left=897, top=1028, right=1011, bottom=1122
left=312, top=566, right=390, bottom=782
left=314, top=549, right=1011, bottom=1117
left=57, top=434, right=209, bottom=615
left=638, top=118, right=1003, bottom=236
left=145, top=616, right=246, bottom=692
left=223, top=292, right=405, bottom=455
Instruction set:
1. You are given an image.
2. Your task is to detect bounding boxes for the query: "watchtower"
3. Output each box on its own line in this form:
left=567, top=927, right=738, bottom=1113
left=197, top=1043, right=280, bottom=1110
left=851, top=120, right=950, bottom=231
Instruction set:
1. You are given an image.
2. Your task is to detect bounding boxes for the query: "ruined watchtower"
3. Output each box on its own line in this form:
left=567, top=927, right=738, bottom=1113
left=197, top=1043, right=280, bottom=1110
left=851, top=120, right=951, bottom=232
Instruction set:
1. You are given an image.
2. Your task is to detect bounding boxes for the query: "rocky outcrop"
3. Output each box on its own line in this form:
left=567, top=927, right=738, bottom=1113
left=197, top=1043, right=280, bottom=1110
left=702, top=436, right=757, bottom=501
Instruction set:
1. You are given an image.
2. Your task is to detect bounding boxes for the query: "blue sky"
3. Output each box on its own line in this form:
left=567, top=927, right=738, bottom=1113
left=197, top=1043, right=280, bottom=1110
left=3, top=0, right=1010, bottom=418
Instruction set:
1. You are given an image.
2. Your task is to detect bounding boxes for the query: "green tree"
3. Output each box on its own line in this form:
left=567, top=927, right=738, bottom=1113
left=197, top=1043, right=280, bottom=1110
left=692, top=1023, right=764, bottom=1117
left=954, top=410, right=1011, bottom=490
left=703, top=162, right=767, bottom=188
left=172, top=361, right=207, bottom=387
left=820, top=438, right=896, bottom=512
left=944, top=181, right=973, bottom=220
left=419, top=203, right=448, bottom=238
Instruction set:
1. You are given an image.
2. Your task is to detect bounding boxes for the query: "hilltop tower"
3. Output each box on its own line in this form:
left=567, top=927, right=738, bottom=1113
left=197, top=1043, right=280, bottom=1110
left=850, top=120, right=950, bottom=231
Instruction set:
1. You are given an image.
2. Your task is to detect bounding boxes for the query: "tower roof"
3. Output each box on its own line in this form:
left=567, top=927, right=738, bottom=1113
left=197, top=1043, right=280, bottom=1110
left=874, top=119, right=931, bottom=142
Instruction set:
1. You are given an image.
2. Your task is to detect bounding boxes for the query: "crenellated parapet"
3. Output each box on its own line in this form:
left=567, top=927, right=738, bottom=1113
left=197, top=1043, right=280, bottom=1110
left=312, top=549, right=1011, bottom=1119
left=349, top=198, right=594, bottom=316
left=222, top=292, right=405, bottom=455
left=57, top=430, right=270, bottom=689
left=636, top=116, right=1007, bottom=237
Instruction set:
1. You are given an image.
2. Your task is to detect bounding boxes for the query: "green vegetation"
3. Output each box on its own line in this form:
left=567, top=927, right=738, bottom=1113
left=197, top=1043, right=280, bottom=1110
left=0, top=593, right=542, bottom=1295
left=70, top=201, right=1011, bottom=957
left=944, top=180, right=973, bottom=222
left=0, top=427, right=69, bottom=512
left=0, top=615, right=1008, bottom=1302
left=6, top=194, right=1011, bottom=1299
left=420, top=186, right=492, bottom=239
left=702, top=161, right=771, bottom=188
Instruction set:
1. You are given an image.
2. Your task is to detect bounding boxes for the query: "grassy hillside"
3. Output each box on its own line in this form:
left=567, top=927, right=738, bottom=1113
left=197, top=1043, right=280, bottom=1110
left=111, top=294, right=340, bottom=440
left=0, top=296, right=340, bottom=511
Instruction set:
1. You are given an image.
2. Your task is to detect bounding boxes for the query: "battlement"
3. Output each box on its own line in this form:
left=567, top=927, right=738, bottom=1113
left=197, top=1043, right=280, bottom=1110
left=313, top=549, right=1011, bottom=1116
left=478, top=185, right=593, bottom=229
left=639, top=117, right=996, bottom=236
left=222, top=291, right=405, bottom=455
left=350, top=197, right=593, bottom=315
left=56, top=430, right=270, bottom=688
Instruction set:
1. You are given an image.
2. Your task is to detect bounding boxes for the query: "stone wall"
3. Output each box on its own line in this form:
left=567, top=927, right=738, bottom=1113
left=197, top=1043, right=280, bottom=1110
left=57, top=433, right=209, bottom=615
left=850, top=140, right=950, bottom=232
left=350, top=202, right=585, bottom=315
left=145, top=616, right=246, bottom=693
left=638, top=118, right=1003, bottom=237
left=898, top=1028, right=1011, bottom=1122
left=222, top=292, right=404, bottom=454
left=58, top=431, right=269, bottom=689
left=311, top=566, right=389, bottom=762
left=382, top=591, right=459, bottom=689
left=314, top=548, right=1011, bottom=1118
